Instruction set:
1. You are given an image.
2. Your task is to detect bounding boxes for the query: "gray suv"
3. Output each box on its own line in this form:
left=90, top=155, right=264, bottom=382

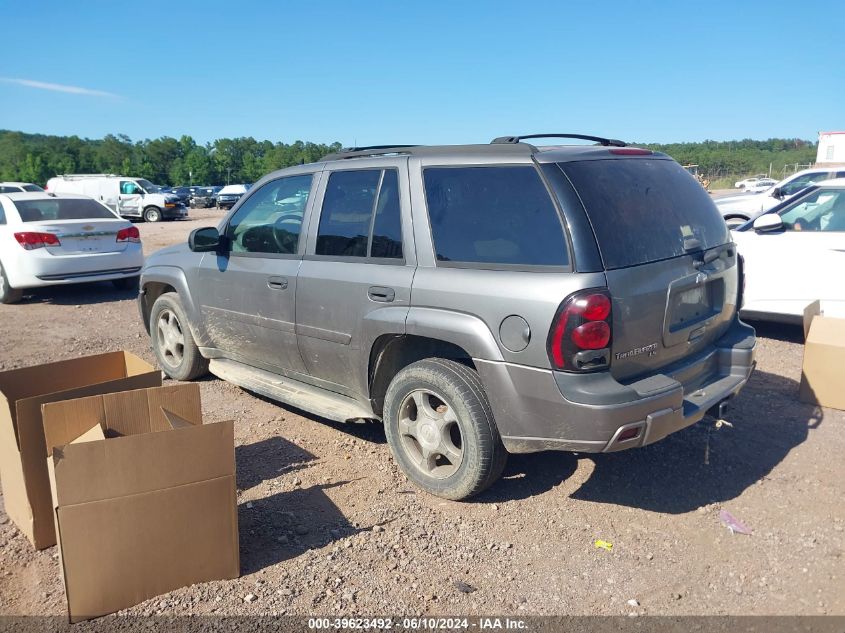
left=139, top=134, right=756, bottom=500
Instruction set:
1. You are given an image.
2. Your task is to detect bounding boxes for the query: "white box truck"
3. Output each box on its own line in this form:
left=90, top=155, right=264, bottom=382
left=45, top=175, right=187, bottom=222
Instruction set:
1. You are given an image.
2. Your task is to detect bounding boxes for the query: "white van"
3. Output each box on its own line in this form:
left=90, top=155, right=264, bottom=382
left=45, top=174, right=187, bottom=222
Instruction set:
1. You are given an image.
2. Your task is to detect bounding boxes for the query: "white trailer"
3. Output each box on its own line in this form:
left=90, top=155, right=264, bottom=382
left=817, top=131, right=845, bottom=164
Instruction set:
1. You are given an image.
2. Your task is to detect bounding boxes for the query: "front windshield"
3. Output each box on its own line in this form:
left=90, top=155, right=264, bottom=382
left=136, top=179, right=158, bottom=193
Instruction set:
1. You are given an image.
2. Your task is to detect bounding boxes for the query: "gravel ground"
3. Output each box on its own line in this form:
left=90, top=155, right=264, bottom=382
left=0, top=209, right=843, bottom=619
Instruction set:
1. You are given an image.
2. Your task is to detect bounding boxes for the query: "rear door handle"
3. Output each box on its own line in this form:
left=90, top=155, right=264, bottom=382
left=268, top=276, right=288, bottom=290
left=368, top=286, right=395, bottom=302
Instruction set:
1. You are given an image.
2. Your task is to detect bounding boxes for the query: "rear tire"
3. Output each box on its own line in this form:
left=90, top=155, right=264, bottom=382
left=0, top=262, right=22, bottom=304
left=383, top=358, right=508, bottom=500
left=150, top=292, right=208, bottom=380
left=143, top=206, right=162, bottom=222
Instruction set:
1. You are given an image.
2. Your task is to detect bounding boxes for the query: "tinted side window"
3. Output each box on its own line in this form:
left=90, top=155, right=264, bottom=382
left=0, top=204, right=5, bottom=224
left=370, top=170, right=403, bottom=259
left=423, top=166, right=568, bottom=266
left=316, top=170, right=380, bottom=258
left=226, top=174, right=312, bottom=255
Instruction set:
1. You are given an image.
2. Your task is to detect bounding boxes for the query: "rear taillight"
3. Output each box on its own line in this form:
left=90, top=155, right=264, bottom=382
left=116, top=226, right=141, bottom=243
left=14, top=232, right=61, bottom=250
left=737, top=253, right=745, bottom=309
left=547, top=289, right=612, bottom=372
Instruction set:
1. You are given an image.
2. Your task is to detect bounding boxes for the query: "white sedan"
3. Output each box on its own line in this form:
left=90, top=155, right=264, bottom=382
left=743, top=178, right=778, bottom=193
left=732, top=178, right=845, bottom=322
left=0, top=192, right=144, bottom=304
left=717, top=167, right=845, bottom=228
left=734, top=174, right=767, bottom=189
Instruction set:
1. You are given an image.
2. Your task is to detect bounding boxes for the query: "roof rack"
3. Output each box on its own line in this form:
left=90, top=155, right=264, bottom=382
left=491, top=134, right=627, bottom=148
left=56, top=173, right=122, bottom=179
left=321, top=145, right=419, bottom=161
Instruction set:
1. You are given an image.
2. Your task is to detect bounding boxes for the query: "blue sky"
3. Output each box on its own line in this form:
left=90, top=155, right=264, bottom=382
left=1, top=0, right=842, bottom=146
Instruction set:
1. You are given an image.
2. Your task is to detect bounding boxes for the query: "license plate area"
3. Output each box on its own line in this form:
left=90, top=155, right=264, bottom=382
left=663, top=274, right=725, bottom=346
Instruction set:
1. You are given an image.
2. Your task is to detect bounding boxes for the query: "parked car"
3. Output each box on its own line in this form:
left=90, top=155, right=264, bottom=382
left=46, top=175, right=187, bottom=222
left=166, top=186, right=201, bottom=206
left=0, top=192, right=144, bottom=303
left=743, top=178, right=778, bottom=193
left=734, top=174, right=768, bottom=189
left=215, top=184, right=250, bottom=210
left=190, top=186, right=222, bottom=208
left=139, top=134, right=756, bottom=500
left=716, top=167, right=845, bottom=228
left=732, top=178, right=845, bottom=322
left=0, top=182, right=45, bottom=193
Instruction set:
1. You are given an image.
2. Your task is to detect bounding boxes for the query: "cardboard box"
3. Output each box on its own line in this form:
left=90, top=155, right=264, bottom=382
left=43, top=383, right=239, bottom=622
left=799, top=301, right=845, bottom=411
left=0, top=351, right=160, bottom=549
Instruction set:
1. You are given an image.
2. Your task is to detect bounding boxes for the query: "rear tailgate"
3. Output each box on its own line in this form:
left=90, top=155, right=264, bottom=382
left=33, top=220, right=129, bottom=255
left=558, top=156, right=738, bottom=381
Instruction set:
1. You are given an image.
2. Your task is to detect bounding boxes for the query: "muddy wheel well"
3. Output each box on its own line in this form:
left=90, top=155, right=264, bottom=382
left=368, top=335, right=475, bottom=418
left=140, top=282, right=175, bottom=332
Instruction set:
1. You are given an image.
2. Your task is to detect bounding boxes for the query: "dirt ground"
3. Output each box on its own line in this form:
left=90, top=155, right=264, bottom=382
left=0, top=209, right=843, bottom=619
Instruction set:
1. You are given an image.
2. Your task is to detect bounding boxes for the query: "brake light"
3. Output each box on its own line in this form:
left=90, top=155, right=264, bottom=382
left=571, top=321, right=611, bottom=349
left=14, top=232, right=61, bottom=250
left=609, top=148, right=652, bottom=156
left=116, top=226, right=141, bottom=243
left=547, top=289, right=613, bottom=372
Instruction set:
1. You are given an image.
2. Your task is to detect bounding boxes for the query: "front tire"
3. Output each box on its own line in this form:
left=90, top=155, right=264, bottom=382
left=150, top=292, right=208, bottom=380
left=383, top=358, right=508, bottom=500
left=143, top=206, right=162, bottom=222
left=0, top=262, right=22, bottom=304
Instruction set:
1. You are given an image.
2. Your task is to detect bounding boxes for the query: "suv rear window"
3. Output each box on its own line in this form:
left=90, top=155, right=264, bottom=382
left=13, top=198, right=117, bottom=222
left=424, top=166, right=568, bottom=267
left=559, top=159, right=729, bottom=269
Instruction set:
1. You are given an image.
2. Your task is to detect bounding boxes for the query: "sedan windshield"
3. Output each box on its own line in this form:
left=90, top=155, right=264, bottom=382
left=14, top=198, right=117, bottom=222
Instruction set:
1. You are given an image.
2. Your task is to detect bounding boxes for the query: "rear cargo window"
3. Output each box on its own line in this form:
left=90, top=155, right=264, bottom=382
left=559, top=159, right=730, bottom=269
left=424, top=166, right=568, bottom=267
left=13, top=198, right=117, bottom=222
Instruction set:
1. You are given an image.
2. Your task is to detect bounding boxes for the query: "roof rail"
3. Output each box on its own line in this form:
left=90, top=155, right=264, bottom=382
left=491, top=134, right=627, bottom=148
left=321, top=145, right=419, bottom=161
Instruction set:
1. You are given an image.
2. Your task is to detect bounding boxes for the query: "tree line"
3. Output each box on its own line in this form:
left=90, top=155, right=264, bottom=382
left=0, top=129, right=818, bottom=187
left=0, top=130, right=342, bottom=187
left=641, top=137, right=817, bottom=178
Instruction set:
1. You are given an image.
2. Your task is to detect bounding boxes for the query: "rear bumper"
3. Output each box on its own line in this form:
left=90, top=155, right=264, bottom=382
left=476, top=318, right=756, bottom=454
left=4, top=247, right=144, bottom=288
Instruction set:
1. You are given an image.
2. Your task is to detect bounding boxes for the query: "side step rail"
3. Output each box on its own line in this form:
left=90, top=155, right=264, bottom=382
left=208, top=358, right=376, bottom=423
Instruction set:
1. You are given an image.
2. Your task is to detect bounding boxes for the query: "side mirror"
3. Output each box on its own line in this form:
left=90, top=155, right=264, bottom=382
left=752, top=214, right=783, bottom=233
left=771, top=187, right=783, bottom=199
left=189, top=226, right=222, bottom=252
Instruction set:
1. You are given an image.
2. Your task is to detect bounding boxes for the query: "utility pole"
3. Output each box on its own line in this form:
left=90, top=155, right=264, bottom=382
left=227, top=167, right=232, bottom=185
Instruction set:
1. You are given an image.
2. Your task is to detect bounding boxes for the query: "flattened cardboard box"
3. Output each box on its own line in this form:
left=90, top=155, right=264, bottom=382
left=43, top=383, right=239, bottom=623
left=799, top=301, right=845, bottom=411
left=0, top=351, right=160, bottom=549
